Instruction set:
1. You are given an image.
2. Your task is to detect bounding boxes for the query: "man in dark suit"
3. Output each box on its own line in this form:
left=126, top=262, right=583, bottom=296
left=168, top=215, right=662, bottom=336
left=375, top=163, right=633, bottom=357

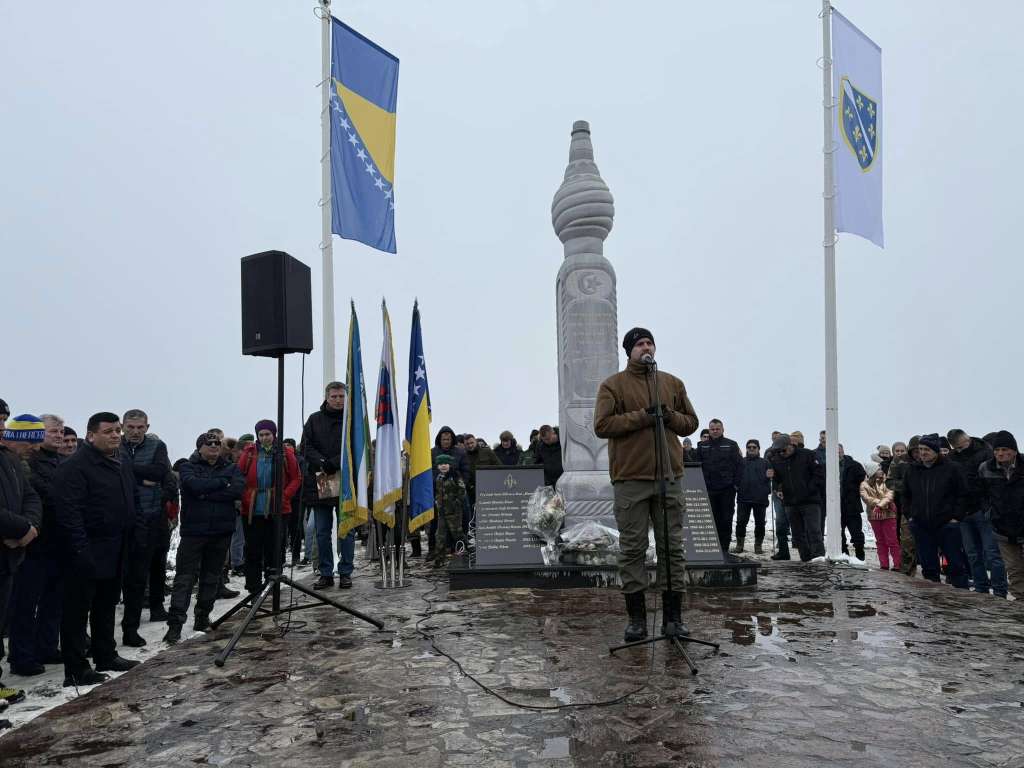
left=54, top=412, right=141, bottom=687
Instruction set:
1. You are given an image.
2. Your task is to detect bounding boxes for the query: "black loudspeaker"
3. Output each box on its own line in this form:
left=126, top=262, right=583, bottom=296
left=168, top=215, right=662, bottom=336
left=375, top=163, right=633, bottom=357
left=241, top=250, right=314, bottom=357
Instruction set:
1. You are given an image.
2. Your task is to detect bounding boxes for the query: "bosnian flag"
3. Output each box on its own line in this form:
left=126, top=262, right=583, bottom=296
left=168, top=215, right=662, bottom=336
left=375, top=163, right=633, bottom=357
left=404, top=302, right=433, bottom=532
left=372, top=300, right=402, bottom=527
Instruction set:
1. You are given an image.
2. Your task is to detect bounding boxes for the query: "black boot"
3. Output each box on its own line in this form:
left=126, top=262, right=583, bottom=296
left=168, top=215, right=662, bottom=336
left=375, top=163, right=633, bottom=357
left=122, top=630, right=147, bottom=648
left=193, top=611, right=210, bottom=633
left=855, top=545, right=865, bottom=561
left=149, top=604, right=169, bottom=622
left=623, top=592, right=648, bottom=642
left=410, top=536, right=422, bottom=558
left=661, top=591, right=690, bottom=635
left=771, top=546, right=791, bottom=561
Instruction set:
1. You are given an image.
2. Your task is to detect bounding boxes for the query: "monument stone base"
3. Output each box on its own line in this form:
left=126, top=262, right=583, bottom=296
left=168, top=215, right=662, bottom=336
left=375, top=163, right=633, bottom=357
left=556, top=469, right=615, bottom=528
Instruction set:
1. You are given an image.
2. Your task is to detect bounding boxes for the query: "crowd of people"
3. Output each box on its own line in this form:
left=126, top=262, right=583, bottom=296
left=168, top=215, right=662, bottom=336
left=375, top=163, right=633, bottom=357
left=0, top=384, right=574, bottom=724
left=2, top=383, right=1021, bottom=726
left=683, top=422, right=1023, bottom=598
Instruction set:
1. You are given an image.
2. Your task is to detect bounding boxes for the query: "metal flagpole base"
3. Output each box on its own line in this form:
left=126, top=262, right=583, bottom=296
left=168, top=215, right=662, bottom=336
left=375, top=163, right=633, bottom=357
left=609, top=622, right=720, bottom=676
left=373, top=542, right=411, bottom=588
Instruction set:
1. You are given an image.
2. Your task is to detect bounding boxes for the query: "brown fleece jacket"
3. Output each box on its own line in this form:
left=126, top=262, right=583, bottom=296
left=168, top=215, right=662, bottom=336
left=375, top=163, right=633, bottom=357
left=594, top=359, right=699, bottom=482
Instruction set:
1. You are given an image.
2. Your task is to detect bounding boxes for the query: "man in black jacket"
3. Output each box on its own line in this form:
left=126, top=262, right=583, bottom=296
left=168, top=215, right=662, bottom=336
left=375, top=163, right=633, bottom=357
left=54, top=412, right=141, bottom=687
left=164, top=433, right=245, bottom=643
left=948, top=428, right=1005, bottom=597
left=300, top=382, right=353, bottom=590
left=534, top=425, right=564, bottom=488
left=463, top=434, right=500, bottom=511
left=0, top=414, right=43, bottom=701
left=767, top=434, right=825, bottom=561
left=8, top=414, right=65, bottom=676
left=903, top=434, right=969, bottom=588
left=977, top=430, right=1022, bottom=596
left=696, top=419, right=743, bottom=553
left=119, top=409, right=173, bottom=647
left=494, top=431, right=522, bottom=467
left=838, top=445, right=867, bottom=561
left=735, top=439, right=770, bottom=554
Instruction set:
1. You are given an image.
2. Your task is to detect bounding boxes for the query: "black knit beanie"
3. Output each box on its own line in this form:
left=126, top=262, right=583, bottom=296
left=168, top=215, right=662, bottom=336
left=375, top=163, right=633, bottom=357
left=992, top=430, right=1018, bottom=452
left=622, top=327, right=654, bottom=355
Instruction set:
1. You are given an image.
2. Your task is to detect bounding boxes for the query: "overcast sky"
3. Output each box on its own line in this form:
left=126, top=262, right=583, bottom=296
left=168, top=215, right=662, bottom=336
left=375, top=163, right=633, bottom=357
left=2, top=1, right=1019, bottom=463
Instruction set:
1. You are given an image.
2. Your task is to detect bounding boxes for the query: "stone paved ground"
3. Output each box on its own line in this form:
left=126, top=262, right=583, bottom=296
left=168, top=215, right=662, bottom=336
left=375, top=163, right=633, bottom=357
left=2, top=554, right=1023, bottom=768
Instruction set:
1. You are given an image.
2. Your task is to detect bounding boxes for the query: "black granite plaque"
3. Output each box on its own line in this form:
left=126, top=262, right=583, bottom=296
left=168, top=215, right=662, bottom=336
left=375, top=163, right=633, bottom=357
left=474, top=467, right=546, bottom=566
left=681, top=470, right=726, bottom=564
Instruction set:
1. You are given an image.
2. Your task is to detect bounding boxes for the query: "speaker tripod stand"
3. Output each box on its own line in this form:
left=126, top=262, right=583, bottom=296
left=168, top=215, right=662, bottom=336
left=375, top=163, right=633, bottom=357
left=608, top=358, right=719, bottom=675
left=212, top=354, right=383, bottom=667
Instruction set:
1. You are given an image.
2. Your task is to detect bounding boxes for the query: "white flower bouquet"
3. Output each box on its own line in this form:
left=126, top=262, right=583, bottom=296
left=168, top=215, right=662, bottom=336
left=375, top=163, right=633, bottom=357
left=526, top=486, right=566, bottom=564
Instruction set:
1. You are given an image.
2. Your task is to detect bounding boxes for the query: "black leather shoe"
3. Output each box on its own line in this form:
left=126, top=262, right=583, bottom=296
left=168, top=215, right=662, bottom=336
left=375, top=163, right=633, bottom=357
left=217, top=585, right=240, bottom=599
left=337, top=575, right=353, bottom=589
left=63, top=669, right=108, bottom=687
left=163, top=624, right=182, bottom=644
left=313, top=576, right=333, bottom=589
left=10, top=662, right=46, bottom=677
left=94, top=655, right=140, bottom=673
left=122, top=630, right=147, bottom=648
left=149, top=605, right=170, bottom=622
left=770, top=550, right=791, bottom=561
left=193, top=613, right=211, bottom=633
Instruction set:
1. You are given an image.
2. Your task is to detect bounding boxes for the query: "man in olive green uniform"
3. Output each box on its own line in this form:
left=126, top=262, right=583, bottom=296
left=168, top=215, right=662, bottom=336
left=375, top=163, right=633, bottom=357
left=432, top=454, right=466, bottom=567
left=594, top=327, right=699, bottom=642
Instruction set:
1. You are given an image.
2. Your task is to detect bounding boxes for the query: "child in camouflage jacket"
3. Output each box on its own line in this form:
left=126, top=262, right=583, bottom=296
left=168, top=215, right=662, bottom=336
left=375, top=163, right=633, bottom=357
left=432, top=454, right=467, bottom=567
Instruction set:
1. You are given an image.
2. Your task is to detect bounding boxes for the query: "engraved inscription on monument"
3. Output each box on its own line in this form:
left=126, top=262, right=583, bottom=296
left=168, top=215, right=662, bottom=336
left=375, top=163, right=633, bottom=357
left=681, top=470, right=726, bottom=564
left=474, top=467, right=546, bottom=567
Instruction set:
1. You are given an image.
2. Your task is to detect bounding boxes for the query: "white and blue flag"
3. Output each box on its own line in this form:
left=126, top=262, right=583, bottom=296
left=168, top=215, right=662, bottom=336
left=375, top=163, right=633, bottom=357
left=832, top=8, right=883, bottom=247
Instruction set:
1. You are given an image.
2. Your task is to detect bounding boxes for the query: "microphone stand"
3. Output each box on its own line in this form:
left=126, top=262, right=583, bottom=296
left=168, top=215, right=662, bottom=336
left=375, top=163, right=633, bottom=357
left=609, top=357, right=719, bottom=674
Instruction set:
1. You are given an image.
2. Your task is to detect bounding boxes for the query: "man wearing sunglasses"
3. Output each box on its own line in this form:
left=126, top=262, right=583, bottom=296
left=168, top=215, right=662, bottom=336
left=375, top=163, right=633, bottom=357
left=164, top=433, right=245, bottom=643
left=119, top=409, right=173, bottom=648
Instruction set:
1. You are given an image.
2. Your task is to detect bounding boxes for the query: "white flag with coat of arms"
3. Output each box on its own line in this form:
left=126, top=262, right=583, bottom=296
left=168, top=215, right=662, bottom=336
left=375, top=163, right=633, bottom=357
left=832, top=8, right=883, bottom=247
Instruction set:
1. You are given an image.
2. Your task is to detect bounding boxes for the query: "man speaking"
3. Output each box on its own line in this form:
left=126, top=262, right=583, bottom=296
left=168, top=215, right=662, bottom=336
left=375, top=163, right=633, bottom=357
left=594, top=328, right=699, bottom=642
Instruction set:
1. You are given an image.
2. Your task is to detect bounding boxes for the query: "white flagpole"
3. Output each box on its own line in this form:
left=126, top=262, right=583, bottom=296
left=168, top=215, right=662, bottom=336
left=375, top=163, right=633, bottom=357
left=822, top=0, right=842, bottom=559
left=320, top=0, right=336, bottom=387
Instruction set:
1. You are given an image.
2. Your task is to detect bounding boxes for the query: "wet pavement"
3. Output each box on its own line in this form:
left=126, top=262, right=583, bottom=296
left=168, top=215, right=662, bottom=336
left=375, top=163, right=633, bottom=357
left=2, top=555, right=1023, bottom=768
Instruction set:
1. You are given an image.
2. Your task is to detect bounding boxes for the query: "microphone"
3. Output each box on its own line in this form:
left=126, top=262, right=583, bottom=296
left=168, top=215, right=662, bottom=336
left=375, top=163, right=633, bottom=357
left=641, top=353, right=655, bottom=366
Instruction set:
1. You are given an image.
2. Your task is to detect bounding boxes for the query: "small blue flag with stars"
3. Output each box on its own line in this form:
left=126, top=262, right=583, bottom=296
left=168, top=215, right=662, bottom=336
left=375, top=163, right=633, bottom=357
left=330, top=18, right=399, bottom=253
left=832, top=8, right=883, bottom=247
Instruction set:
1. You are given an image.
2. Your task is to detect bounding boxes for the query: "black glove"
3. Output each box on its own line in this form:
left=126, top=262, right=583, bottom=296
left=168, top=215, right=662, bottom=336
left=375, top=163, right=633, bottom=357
left=644, top=405, right=671, bottom=418
left=322, top=458, right=339, bottom=474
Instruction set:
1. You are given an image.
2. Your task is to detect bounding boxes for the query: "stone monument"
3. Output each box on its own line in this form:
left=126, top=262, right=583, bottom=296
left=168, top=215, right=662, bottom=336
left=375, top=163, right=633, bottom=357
left=551, top=120, right=618, bottom=527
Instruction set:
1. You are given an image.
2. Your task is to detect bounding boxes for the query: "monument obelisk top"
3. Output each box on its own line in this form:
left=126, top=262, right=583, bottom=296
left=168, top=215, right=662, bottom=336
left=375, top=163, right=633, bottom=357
left=551, top=120, right=618, bottom=526
left=552, top=121, right=615, bottom=256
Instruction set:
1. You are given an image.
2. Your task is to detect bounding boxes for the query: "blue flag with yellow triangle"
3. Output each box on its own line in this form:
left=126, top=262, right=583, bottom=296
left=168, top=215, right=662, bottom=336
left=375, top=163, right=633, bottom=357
left=330, top=18, right=399, bottom=253
left=403, top=302, right=433, bottom=532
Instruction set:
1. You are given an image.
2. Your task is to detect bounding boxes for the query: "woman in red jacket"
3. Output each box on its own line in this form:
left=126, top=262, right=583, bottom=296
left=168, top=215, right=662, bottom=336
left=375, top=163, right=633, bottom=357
left=237, top=420, right=301, bottom=594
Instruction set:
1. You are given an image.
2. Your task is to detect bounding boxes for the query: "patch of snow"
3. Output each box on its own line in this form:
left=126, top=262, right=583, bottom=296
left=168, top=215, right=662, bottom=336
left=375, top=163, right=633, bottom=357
left=1, top=565, right=316, bottom=734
